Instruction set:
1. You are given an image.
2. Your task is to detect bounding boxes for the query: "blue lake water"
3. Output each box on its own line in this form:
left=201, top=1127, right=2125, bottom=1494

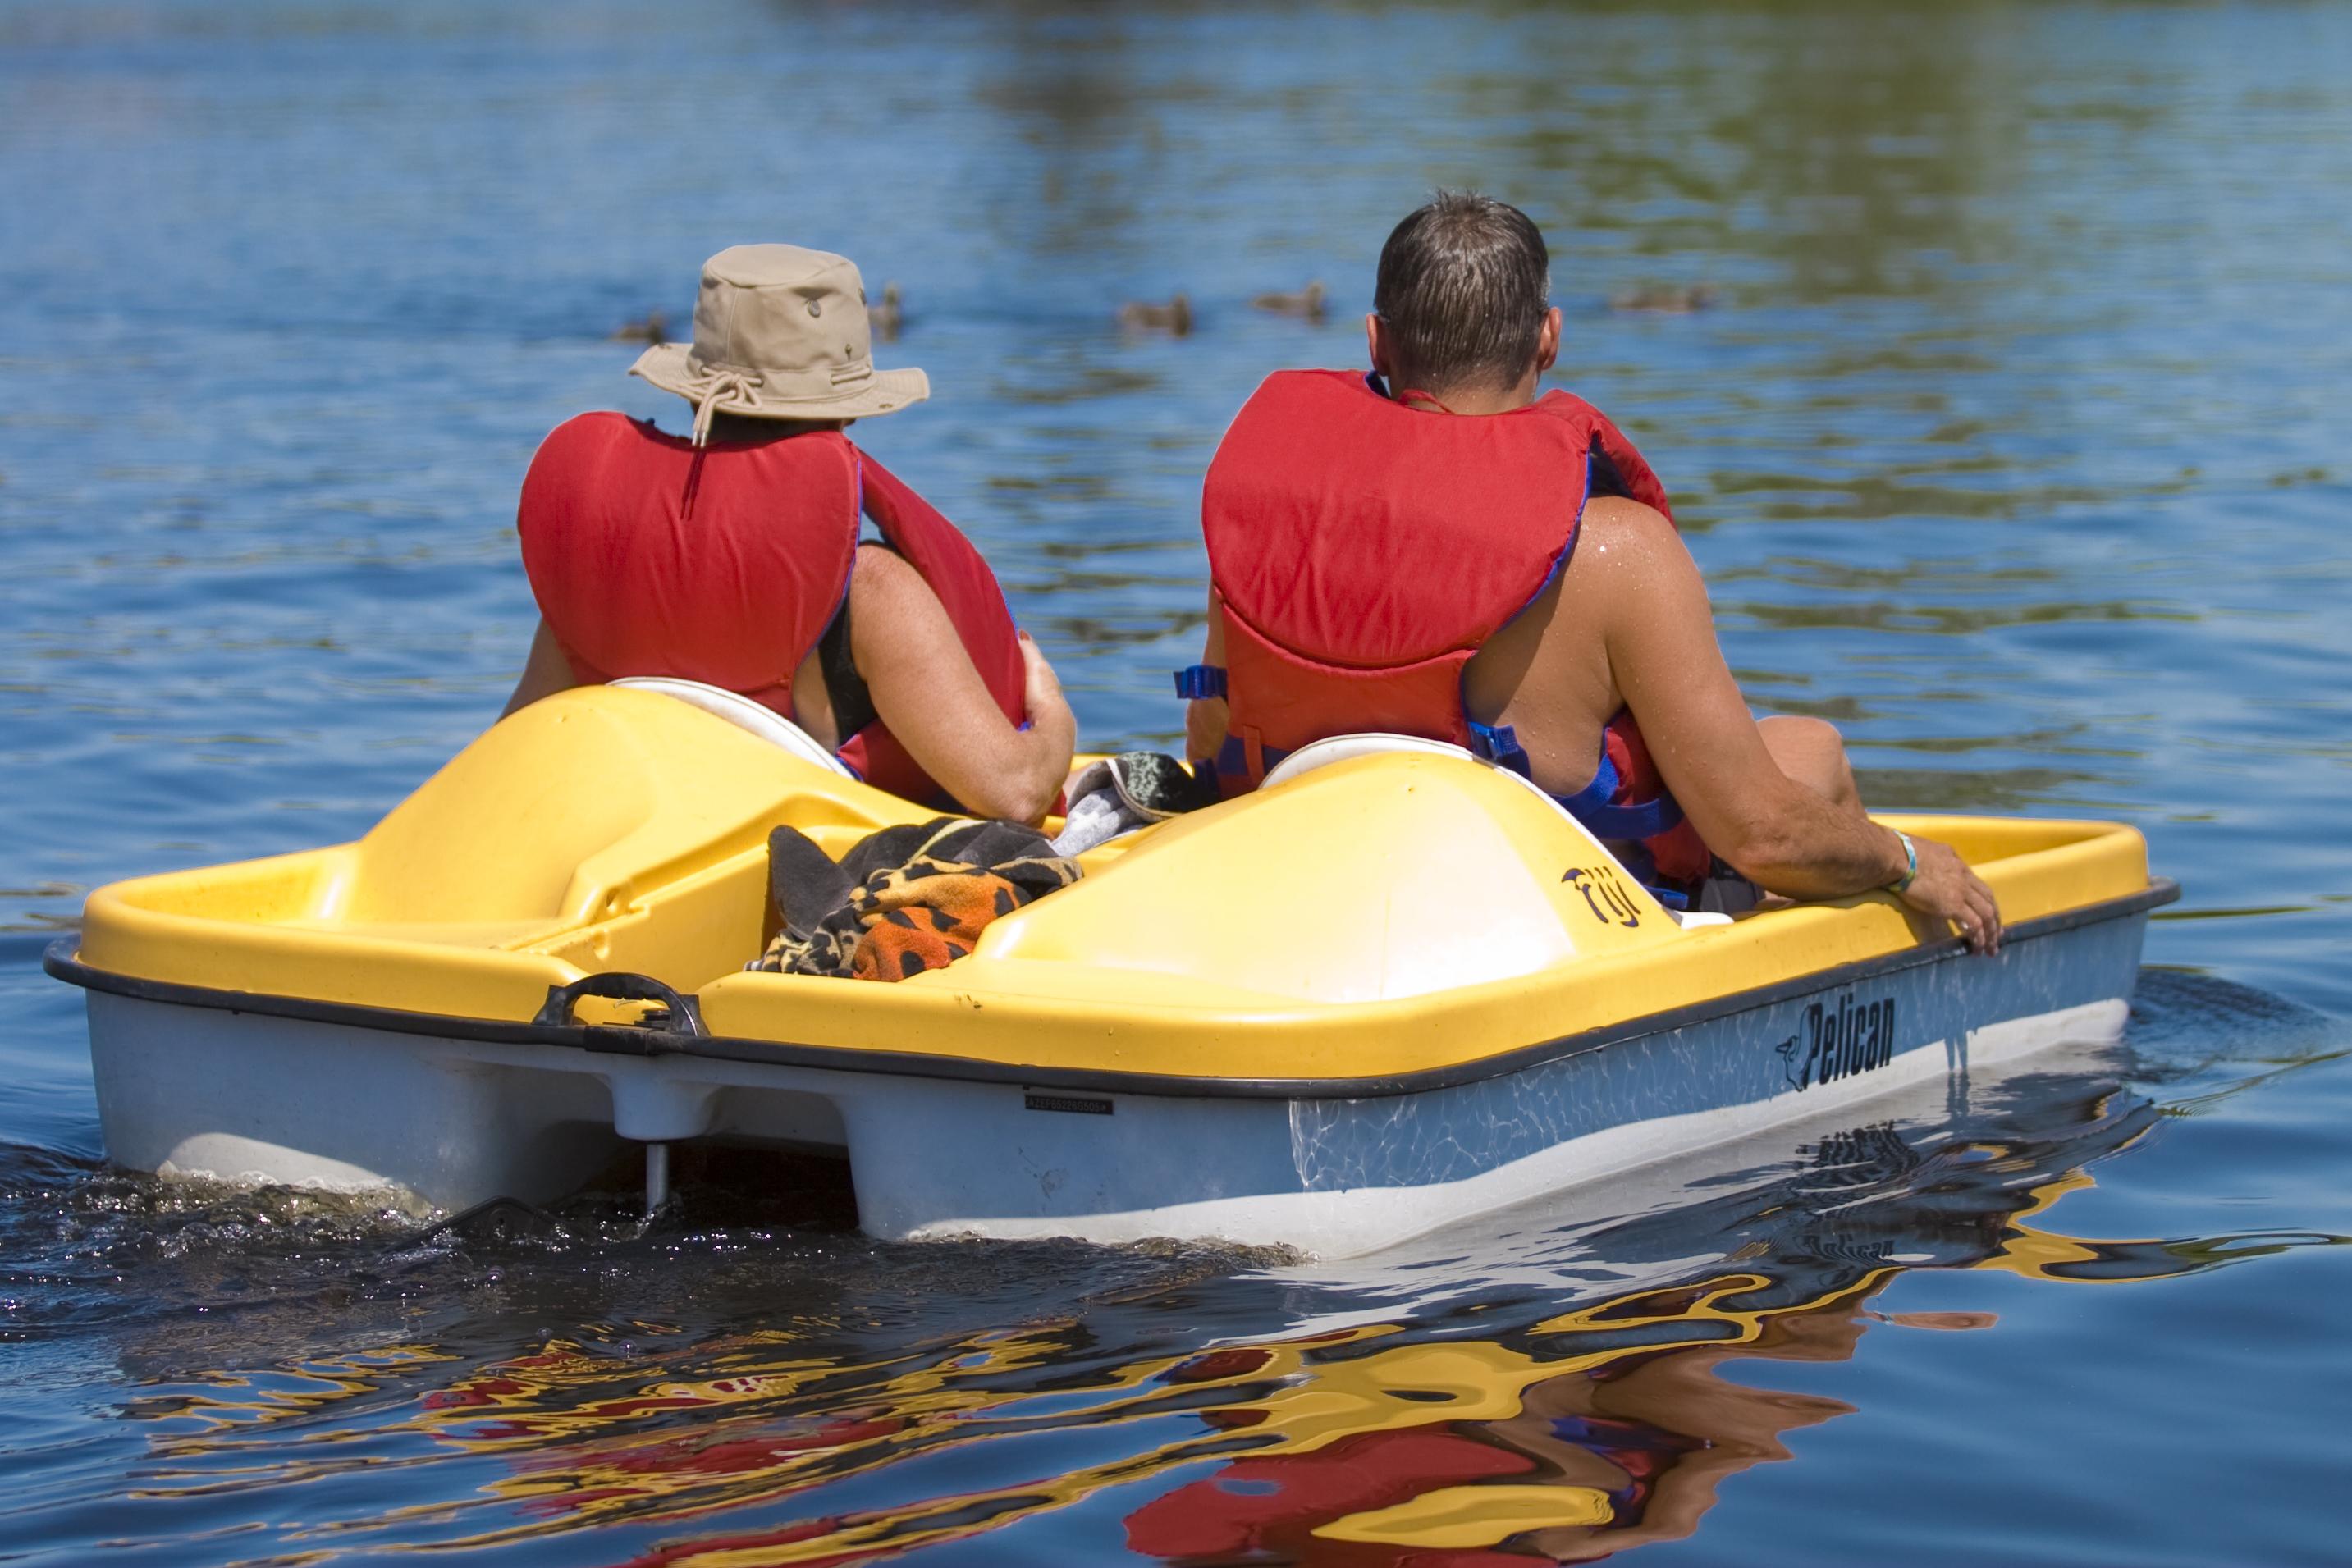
left=4, top=2, right=2350, bottom=1562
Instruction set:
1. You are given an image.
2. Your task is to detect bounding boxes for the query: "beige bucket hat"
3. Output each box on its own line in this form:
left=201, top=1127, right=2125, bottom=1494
left=630, top=245, right=928, bottom=444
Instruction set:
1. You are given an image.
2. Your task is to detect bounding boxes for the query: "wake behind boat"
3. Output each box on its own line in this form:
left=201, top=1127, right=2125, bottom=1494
left=44, top=683, right=2173, bottom=1259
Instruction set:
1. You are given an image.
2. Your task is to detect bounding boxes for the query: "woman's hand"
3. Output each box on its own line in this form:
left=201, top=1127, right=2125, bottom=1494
left=1019, top=631, right=1070, bottom=731
left=1898, top=834, right=2002, bottom=954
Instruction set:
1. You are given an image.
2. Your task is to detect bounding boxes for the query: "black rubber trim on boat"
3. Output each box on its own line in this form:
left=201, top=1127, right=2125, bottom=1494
left=43, top=878, right=2180, bottom=1103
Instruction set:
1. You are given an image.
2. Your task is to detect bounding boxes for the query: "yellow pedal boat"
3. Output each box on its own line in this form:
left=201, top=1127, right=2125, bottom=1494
left=45, top=683, right=2176, bottom=1258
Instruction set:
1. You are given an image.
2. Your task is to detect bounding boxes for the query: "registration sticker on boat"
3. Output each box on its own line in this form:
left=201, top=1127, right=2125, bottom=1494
left=1024, top=1091, right=1114, bottom=1116
left=1775, top=992, right=1897, bottom=1090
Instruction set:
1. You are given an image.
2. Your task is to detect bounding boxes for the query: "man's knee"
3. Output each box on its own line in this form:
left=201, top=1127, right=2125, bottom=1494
left=1759, top=715, right=1859, bottom=809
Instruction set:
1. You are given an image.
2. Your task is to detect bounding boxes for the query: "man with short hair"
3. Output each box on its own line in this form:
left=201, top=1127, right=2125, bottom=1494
left=504, top=245, right=1074, bottom=824
left=1182, top=192, right=1998, bottom=949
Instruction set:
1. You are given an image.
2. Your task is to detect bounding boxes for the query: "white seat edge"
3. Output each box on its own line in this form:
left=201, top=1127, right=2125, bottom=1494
left=609, top=677, right=856, bottom=778
left=1260, top=733, right=1480, bottom=786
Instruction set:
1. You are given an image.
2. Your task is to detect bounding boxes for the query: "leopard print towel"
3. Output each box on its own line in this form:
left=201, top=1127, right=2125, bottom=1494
left=750, top=816, right=1082, bottom=982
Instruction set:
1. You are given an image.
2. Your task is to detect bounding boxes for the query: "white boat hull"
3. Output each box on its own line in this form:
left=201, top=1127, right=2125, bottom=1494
left=70, top=905, right=2153, bottom=1259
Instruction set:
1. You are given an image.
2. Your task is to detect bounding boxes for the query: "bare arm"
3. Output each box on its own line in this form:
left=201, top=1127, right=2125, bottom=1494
left=501, top=618, right=578, bottom=718
left=849, top=546, right=1075, bottom=824
left=1185, top=586, right=1230, bottom=764
left=1593, top=501, right=1999, bottom=947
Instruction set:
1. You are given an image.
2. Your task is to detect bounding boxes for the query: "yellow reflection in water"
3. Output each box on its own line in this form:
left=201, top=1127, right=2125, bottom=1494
left=122, top=1151, right=2322, bottom=1566
left=1314, top=1483, right=1616, bottom=1547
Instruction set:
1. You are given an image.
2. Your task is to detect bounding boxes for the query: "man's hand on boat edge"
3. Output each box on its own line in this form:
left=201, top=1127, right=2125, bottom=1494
left=1896, top=834, right=2003, bottom=955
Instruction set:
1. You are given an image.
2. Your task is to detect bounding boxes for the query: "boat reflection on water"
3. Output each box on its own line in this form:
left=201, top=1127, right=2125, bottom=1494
left=414, top=1052, right=2185, bottom=1562
left=106, top=997, right=2342, bottom=1566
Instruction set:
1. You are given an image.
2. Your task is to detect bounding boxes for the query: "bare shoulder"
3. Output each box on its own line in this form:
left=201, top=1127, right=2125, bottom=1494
left=1572, top=496, right=1706, bottom=612
left=849, top=542, right=940, bottom=614
left=846, top=545, right=964, bottom=683
left=1576, top=496, right=1689, bottom=575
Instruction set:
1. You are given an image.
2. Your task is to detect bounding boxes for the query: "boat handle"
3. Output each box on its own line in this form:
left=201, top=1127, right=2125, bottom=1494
left=534, top=972, right=705, bottom=1038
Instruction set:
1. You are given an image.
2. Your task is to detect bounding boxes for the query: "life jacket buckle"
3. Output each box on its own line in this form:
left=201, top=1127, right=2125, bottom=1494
left=1173, top=664, right=1229, bottom=701
left=1466, top=720, right=1531, bottom=776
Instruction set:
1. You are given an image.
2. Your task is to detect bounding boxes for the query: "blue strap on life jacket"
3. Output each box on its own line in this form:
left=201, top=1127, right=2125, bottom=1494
left=1559, top=751, right=1686, bottom=842
left=1468, top=720, right=1688, bottom=843
left=1215, top=733, right=1285, bottom=779
left=1611, top=839, right=1692, bottom=909
left=1466, top=719, right=1527, bottom=773
left=1174, top=664, right=1228, bottom=700
left=1196, top=663, right=1686, bottom=841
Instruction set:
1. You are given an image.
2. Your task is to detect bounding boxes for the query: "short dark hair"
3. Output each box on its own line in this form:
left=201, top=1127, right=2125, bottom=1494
left=1374, top=191, right=1551, bottom=396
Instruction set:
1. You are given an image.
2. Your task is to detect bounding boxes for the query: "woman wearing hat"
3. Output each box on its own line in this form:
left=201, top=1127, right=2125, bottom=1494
left=502, top=245, right=1075, bottom=823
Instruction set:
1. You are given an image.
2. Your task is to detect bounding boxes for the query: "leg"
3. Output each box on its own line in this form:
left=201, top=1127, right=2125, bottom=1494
left=1758, top=715, right=1860, bottom=811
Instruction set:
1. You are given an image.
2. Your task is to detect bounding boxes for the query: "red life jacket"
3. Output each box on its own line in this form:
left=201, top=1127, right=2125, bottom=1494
left=516, top=412, right=1027, bottom=807
left=1191, top=368, right=1713, bottom=888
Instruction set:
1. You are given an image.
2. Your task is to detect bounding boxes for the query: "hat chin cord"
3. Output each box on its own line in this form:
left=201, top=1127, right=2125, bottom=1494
left=687, top=368, right=764, bottom=446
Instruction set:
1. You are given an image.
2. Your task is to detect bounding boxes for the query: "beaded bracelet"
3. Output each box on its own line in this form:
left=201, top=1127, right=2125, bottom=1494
left=1888, top=829, right=1920, bottom=894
